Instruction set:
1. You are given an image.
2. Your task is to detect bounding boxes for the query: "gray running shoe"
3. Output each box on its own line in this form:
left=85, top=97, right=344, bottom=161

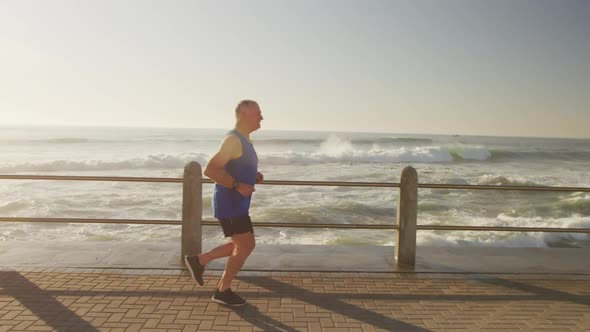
left=184, top=255, right=204, bottom=286
left=212, top=288, right=247, bottom=306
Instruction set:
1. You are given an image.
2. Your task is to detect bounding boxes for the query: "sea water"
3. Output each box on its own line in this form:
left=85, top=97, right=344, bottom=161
left=1, top=125, right=589, bottom=248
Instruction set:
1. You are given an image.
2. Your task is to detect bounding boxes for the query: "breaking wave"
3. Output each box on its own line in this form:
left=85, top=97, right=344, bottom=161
left=0, top=153, right=209, bottom=172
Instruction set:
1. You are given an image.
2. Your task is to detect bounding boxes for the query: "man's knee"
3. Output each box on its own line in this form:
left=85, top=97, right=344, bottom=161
left=232, top=233, right=255, bottom=257
left=237, top=241, right=255, bottom=256
left=244, top=240, right=255, bottom=255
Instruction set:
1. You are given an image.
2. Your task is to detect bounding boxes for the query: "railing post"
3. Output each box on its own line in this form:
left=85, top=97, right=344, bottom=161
left=395, top=166, right=418, bottom=267
left=181, top=161, right=202, bottom=264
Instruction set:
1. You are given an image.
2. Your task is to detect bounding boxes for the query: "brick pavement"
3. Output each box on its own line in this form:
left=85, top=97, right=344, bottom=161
left=1, top=267, right=589, bottom=331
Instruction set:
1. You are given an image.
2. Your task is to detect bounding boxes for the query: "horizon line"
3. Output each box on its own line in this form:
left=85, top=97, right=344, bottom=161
left=0, top=123, right=589, bottom=140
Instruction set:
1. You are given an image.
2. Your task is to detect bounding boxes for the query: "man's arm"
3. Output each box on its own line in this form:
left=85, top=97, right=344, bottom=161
left=204, top=135, right=255, bottom=197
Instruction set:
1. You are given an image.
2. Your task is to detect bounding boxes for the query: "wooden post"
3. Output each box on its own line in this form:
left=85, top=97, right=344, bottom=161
left=181, top=161, right=202, bottom=264
left=395, top=166, right=418, bottom=267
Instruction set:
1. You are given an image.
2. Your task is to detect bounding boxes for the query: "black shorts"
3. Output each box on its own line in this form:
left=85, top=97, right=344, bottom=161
left=218, top=215, right=254, bottom=237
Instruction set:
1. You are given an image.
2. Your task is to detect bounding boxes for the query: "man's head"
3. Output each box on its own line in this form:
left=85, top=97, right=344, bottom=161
left=235, top=100, right=263, bottom=132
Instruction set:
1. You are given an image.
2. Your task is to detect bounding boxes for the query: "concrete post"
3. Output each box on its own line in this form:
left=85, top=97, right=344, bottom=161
left=181, top=161, right=202, bottom=264
left=395, top=166, right=418, bottom=267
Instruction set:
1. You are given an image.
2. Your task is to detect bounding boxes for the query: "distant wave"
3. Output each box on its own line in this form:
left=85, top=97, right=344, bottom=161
left=0, top=137, right=221, bottom=145
left=489, top=149, right=590, bottom=161
left=5, top=134, right=590, bottom=172
left=260, top=137, right=492, bottom=164
left=370, top=137, right=433, bottom=144
left=556, top=194, right=590, bottom=217
left=260, top=148, right=454, bottom=164
left=475, top=175, right=544, bottom=187
left=255, top=137, right=433, bottom=145
left=256, top=201, right=394, bottom=225
left=255, top=139, right=325, bottom=145
left=0, top=138, right=92, bottom=144
left=0, top=146, right=494, bottom=172
left=0, top=153, right=209, bottom=172
left=449, top=146, right=492, bottom=161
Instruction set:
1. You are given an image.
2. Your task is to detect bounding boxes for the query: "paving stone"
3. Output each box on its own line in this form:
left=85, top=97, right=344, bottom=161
left=0, top=269, right=589, bottom=331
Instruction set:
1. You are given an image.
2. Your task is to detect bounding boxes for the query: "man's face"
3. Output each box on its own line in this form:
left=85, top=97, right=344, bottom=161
left=242, top=105, right=263, bottom=131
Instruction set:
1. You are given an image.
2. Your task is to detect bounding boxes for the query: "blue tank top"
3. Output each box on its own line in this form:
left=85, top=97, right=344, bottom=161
left=212, top=130, right=258, bottom=219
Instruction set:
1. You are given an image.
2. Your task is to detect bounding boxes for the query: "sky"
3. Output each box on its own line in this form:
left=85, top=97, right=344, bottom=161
left=1, top=0, right=589, bottom=138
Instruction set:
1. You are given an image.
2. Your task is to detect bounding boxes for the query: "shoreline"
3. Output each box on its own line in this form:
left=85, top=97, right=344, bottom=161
left=2, top=240, right=589, bottom=274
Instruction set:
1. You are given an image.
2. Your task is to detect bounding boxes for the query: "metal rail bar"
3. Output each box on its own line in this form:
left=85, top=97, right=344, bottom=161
left=0, top=175, right=397, bottom=188
left=262, top=180, right=400, bottom=188
left=418, top=225, right=590, bottom=233
left=0, top=217, right=181, bottom=225
left=0, top=217, right=397, bottom=229
left=1, top=217, right=589, bottom=233
left=2, top=174, right=589, bottom=192
left=0, top=175, right=184, bottom=183
left=418, top=183, right=590, bottom=192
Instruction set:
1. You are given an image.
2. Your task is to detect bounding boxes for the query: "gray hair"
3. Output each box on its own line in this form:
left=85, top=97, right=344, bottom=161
left=235, top=100, right=258, bottom=116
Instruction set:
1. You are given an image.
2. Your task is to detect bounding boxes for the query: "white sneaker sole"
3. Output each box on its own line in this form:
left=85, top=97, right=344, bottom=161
left=211, top=297, right=247, bottom=306
left=184, top=255, right=198, bottom=282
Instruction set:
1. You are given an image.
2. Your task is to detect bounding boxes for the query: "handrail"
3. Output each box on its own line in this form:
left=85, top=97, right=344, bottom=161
left=1, top=174, right=590, bottom=234
left=418, top=183, right=590, bottom=192
left=0, top=217, right=398, bottom=229
left=1, top=174, right=589, bottom=191
left=2, top=168, right=590, bottom=268
left=0, top=174, right=397, bottom=187
left=1, top=174, right=589, bottom=231
left=0, top=217, right=181, bottom=225
left=2, top=217, right=590, bottom=233
left=418, top=225, right=590, bottom=233
left=0, top=174, right=184, bottom=183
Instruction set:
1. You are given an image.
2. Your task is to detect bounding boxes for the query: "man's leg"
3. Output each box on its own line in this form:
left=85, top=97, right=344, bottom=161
left=218, top=231, right=255, bottom=292
left=185, top=241, right=236, bottom=286
left=198, top=242, right=235, bottom=265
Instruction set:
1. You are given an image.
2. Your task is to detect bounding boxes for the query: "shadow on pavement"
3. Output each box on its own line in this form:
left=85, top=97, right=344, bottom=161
left=0, top=271, right=99, bottom=332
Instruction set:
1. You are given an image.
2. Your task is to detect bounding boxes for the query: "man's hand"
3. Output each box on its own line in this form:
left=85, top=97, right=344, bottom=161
left=236, top=183, right=255, bottom=197
left=256, top=172, right=264, bottom=184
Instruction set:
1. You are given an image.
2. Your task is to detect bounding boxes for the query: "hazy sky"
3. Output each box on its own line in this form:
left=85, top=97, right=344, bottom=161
left=1, top=0, right=589, bottom=138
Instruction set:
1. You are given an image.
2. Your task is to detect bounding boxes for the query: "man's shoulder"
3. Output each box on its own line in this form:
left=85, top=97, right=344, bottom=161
left=219, top=133, right=243, bottom=156
left=223, top=132, right=242, bottom=144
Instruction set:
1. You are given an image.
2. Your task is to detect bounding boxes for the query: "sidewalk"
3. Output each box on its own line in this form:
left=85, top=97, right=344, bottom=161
left=1, top=267, right=589, bottom=331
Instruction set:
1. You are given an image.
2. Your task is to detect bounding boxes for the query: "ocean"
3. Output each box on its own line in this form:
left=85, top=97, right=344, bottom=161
left=1, top=125, right=589, bottom=248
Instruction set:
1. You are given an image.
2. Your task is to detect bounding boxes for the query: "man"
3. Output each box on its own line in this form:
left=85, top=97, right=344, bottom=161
left=184, top=100, right=264, bottom=306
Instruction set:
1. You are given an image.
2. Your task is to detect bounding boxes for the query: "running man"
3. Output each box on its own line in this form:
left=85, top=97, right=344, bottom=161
left=185, top=100, right=264, bottom=306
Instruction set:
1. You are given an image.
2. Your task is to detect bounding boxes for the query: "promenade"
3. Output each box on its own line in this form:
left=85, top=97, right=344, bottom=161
left=2, top=243, right=590, bottom=331
left=2, top=242, right=590, bottom=332
left=1, top=267, right=589, bottom=331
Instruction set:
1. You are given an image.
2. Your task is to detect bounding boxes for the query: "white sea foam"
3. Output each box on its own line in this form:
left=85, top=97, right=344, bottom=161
left=450, top=145, right=492, bottom=161
left=256, top=135, right=497, bottom=164
left=2, top=215, right=588, bottom=247
left=260, top=145, right=458, bottom=164
left=417, top=214, right=590, bottom=247
left=0, top=153, right=209, bottom=172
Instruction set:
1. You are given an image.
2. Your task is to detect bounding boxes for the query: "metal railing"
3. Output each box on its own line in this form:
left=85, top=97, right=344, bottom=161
left=1, top=162, right=590, bottom=267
